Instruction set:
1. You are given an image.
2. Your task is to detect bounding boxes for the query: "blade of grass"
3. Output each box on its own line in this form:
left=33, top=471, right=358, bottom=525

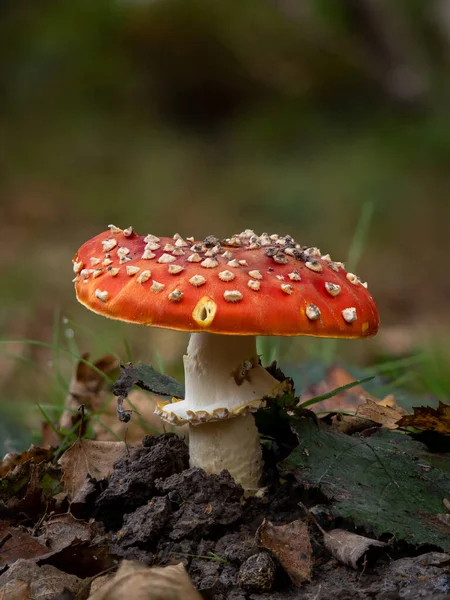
left=298, top=375, right=375, bottom=408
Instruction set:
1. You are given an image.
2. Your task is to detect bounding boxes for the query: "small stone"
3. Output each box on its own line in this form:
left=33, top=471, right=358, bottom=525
left=237, top=552, right=276, bottom=592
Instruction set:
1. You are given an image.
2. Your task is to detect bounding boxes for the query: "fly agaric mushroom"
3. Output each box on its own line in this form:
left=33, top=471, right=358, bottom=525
left=72, top=227, right=379, bottom=489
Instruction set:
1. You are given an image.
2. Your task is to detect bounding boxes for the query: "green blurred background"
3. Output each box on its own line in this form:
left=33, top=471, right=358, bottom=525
left=1, top=0, right=449, bottom=443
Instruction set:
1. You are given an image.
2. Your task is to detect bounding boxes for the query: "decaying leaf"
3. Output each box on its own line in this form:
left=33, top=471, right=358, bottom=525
left=88, top=561, right=202, bottom=600
left=0, top=445, right=54, bottom=478
left=355, top=398, right=406, bottom=429
left=282, top=418, right=450, bottom=550
left=256, top=518, right=312, bottom=587
left=323, top=529, right=386, bottom=569
left=397, top=402, right=450, bottom=435
left=0, top=461, right=61, bottom=520
left=0, top=522, right=48, bottom=569
left=36, top=513, right=92, bottom=553
left=0, top=559, right=83, bottom=599
left=59, top=439, right=126, bottom=500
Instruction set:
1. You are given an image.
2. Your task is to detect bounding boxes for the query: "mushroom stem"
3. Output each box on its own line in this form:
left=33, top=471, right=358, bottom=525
left=182, top=332, right=279, bottom=489
left=188, top=414, right=263, bottom=490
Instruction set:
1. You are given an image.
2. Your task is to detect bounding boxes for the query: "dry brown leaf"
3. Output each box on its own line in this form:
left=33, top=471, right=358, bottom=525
left=0, top=522, right=48, bottom=569
left=58, top=439, right=126, bottom=500
left=88, top=561, right=202, bottom=600
left=256, top=518, right=312, bottom=587
left=0, top=559, right=83, bottom=599
left=397, top=402, right=450, bottom=435
left=0, top=446, right=54, bottom=478
left=323, top=529, right=386, bottom=569
left=355, top=398, right=407, bottom=429
left=36, top=513, right=92, bottom=552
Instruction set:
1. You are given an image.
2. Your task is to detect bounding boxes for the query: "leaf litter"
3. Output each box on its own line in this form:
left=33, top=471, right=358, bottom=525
left=1, top=359, right=450, bottom=598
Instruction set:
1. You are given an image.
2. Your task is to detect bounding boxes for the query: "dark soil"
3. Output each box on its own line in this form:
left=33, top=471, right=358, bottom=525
left=88, top=434, right=450, bottom=600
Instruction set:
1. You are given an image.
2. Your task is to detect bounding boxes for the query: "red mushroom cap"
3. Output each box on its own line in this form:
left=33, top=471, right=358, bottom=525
left=72, top=227, right=379, bottom=338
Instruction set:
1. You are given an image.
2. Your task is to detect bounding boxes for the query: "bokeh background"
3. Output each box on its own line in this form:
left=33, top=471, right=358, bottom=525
left=1, top=0, right=449, bottom=444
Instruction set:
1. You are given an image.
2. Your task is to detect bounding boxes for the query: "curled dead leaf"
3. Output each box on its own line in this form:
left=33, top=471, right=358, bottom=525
left=88, top=561, right=201, bottom=600
left=58, top=439, right=126, bottom=500
left=323, top=529, right=386, bottom=569
left=397, top=402, right=450, bottom=435
left=256, top=518, right=312, bottom=587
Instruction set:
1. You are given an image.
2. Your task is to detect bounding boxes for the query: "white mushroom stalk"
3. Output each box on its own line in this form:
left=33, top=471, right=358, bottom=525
left=156, top=332, right=283, bottom=490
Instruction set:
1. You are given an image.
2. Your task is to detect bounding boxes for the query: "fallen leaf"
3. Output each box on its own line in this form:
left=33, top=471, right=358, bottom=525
left=0, top=559, right=83, bottom=599
left=256, top=518, right=312, bottom=587
left=323, top=529, right=386, bottom=569
left=397, top=402, right=450, bottom=435
left=36, top=513, right=92, bottom=553
left=0, top=522, right=48, bottom=569
left=59, top=439, right=126, bottom=500
left=0, top=461, right=61, bottom=521
left=282, top=419, right=450, bottom=550
left=88, top=561, right=202, bottom=600
left=0, top=446, right=54, bottom=478
left=356, top=398, right=407, bottom=429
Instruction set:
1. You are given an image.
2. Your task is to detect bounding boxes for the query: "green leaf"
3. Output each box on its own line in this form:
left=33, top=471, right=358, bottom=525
left=282, top=419, right=450, bottom=550
left=113, top=363, right=185, bottom=400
